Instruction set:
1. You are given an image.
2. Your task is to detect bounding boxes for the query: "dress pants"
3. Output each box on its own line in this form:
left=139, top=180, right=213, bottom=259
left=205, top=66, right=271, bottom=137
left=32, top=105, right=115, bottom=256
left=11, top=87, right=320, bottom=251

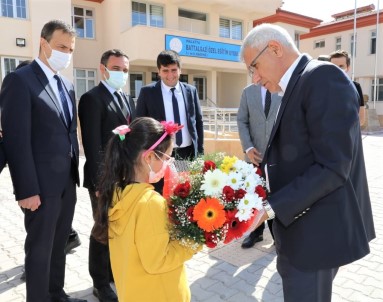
left=273, top=216, right=339, bottom=301
left=24, top=165, right=77, bottom=302
left=88, top=190, right=113, bottom=288
left=251, top=219, right=274, bottom=239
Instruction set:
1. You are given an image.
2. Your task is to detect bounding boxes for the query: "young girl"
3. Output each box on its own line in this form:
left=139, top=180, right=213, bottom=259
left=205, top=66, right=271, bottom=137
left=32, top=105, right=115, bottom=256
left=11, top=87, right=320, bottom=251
left=93, top=117, right=200, bottom=302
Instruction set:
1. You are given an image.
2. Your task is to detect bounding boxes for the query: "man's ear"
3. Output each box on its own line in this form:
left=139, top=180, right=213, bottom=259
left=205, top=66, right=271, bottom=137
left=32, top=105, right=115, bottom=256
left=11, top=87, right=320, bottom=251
left=268, top=40, right=283, bottom=57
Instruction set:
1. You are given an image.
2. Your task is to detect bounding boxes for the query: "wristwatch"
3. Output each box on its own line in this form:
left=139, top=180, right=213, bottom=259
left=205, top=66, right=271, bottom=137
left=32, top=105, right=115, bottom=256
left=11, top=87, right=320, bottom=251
left=262, top=200, right=275, bottom=220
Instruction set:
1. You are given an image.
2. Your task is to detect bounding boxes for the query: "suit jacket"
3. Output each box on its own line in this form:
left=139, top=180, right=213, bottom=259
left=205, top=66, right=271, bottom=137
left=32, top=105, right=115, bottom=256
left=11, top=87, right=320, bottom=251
left=78, top=82, right=136, bottom=190
left=237, top=84, right=281, bottom=162
left=0, top=139, right=5, bottom=173
left=0, top=60, right=79, bottom=200
left=135, top=81, right=204, bottom=157
left=263, top=55, right=375, bottom=270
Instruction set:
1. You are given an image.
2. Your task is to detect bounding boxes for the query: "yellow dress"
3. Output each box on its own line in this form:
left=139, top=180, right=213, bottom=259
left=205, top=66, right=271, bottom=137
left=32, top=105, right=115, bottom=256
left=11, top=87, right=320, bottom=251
left=108, top=183, right=198, bottom=302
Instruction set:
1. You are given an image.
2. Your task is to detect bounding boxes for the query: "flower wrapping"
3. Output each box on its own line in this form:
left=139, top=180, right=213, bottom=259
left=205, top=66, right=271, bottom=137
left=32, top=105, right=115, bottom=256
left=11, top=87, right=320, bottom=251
left=166, top=153, right=267, bottom=249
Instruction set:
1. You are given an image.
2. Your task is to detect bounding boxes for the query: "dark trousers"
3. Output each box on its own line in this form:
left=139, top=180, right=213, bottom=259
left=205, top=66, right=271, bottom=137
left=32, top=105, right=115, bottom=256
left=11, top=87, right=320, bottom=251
left=88, top=190, right=113, bottom=288
left=24, top=167, right=76, bottom=302
left=250, top=219, right=274, bottom=239
left=277, top=253, right=339, bottom=302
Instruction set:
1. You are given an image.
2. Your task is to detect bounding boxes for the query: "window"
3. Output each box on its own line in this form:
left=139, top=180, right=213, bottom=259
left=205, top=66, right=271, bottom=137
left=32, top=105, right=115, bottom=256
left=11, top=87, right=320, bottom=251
left=72, top=6, right=94, bottom=39
left=335, top=37, right=341, bottom=50
left=350, top=34, right=356, bottom=56
left=219, top=18, right=242, bottom=40
left=371, top=31, right=376, bottom=54
left=314, top=40, right=325, bottom=48
left=0, top=57, right=29, bottom=80
left=130, top=73, right=143, bottom=99
left=1, top=0, right=27, bottom=18
left=74, top=69, right=96, bottom=99
left=132, top=1, right=163, bottom=27
left=194, top=77, right=206, bottom=101
left=178, top=9, right=206, bottom=34
left=371, top=78, right=383, bottom=102
left=179, top=74, right=188, bottom=83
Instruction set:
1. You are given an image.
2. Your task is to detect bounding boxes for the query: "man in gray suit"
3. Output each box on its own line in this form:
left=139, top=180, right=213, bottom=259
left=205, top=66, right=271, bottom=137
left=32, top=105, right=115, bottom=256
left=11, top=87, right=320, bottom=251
left=237, top=84, right=281, bottom=248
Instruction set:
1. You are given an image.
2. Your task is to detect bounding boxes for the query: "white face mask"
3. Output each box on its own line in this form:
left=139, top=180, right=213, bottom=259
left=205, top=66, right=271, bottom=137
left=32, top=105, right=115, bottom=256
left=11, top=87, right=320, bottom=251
left=44, top=43, right=72, bottom=72
left=147, top=152, right=174, bottom=183
left=104, top=67, right=129, bottom=90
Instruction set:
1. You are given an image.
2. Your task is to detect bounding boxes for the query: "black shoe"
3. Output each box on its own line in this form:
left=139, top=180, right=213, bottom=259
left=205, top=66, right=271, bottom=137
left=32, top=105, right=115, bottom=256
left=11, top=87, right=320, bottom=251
left=241, top=234, right=263, bottom=249
left=93, top=285, right=118, bottom=302
left=65, top=233, right=81, bottom=254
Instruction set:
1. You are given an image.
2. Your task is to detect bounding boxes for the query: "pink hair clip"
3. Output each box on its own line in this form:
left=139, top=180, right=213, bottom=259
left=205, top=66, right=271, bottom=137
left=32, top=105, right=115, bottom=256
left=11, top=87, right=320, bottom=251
left=161, top=121, right=183, bottom=135
left=143, top=121, right=183, bottom=156
left=112, top=125, right=131, bottom=141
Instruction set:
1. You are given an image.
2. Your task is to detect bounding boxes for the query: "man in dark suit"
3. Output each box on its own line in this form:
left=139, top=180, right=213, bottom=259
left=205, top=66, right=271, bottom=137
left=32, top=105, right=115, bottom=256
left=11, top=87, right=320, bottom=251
left=241, top=24, right=375, bottom=301
left=329, top=50, right=366, bottom=126
left=0, top=20, right=85, bottom=302
left=79, top=49, right=135, bottom=302
left=136, top=50, right=204, bottom=160
left=136, top=50, right=204, bottom=193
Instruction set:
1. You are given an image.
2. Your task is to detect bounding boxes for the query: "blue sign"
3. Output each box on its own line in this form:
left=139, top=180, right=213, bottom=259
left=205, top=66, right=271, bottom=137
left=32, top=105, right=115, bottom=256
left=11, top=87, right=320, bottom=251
left=165, top=35, right=241, bottom=62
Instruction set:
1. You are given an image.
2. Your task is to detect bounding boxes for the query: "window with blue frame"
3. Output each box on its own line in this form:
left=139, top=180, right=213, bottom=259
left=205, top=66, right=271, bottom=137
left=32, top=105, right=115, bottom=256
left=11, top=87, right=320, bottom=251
left=132, top=1, right=163, bottom=27
left=1, top=0, right=27, bottom=19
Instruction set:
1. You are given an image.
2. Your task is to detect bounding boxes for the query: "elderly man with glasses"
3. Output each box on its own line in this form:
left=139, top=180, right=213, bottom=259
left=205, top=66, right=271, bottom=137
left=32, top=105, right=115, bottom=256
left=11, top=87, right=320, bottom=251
left=241, top=23, right=375, bottom=302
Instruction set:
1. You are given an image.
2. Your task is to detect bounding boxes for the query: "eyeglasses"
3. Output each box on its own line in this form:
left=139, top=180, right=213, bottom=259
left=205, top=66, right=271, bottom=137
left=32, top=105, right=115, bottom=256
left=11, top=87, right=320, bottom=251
left=154, top=150, right=175, bottom=166
left=248, top=45, right=268, bottom=78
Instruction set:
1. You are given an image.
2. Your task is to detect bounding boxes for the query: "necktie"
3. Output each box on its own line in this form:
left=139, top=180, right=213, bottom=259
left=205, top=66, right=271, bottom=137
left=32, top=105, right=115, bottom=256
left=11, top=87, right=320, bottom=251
left=114, top=91, right=130, bottom=123
left=264, top=90, right=271, bottom=118
left=54, top=75, right=71, bottom=126
left=170, top=88, right=183, bottom=146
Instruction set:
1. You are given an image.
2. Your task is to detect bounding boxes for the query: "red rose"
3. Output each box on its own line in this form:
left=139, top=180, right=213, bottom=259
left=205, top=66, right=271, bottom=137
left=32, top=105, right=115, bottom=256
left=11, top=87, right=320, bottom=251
left=204, top=231, right=218, bottom=248
left=255, top=167, right=262, bottom=176
left=203, top=160, right=216, bottom=173
left=235, top=188, right=247, bottom=199
left=255, top=185, right=267, bottom=200
left=186, top=206, right=196, bottom=222
left=174, top=181, right=191, bottom=198
left=222, top=186, right=235, bottom=202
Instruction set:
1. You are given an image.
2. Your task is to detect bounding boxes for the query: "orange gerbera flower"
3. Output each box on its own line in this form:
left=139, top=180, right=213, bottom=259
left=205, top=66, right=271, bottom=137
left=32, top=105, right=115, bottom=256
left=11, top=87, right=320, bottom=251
left=193, top=197, right=226, bottom=232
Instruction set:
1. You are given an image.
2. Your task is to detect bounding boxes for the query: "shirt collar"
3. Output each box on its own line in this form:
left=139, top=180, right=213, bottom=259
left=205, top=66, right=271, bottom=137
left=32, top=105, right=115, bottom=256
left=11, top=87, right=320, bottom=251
left=161, top=81, right=180, bottom=93
left=35, top=57, right=57, bottom=80
left=101, top=80, right=120, bottom=95
left=278, top=54, right=303, bottom=97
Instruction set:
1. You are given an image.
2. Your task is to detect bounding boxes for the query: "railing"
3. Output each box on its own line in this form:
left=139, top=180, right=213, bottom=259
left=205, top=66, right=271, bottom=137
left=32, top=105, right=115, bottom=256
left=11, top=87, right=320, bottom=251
left=202, top=106, right=238, bottom=138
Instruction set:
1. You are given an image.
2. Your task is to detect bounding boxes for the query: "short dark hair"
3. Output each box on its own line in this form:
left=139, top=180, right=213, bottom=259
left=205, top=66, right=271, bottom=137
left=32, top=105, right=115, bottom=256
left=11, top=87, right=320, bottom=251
left=100, top=49, right=129, bottom=66
left=329, top=50, right=351, bottom=67
left=156, top=50, right=181, bottom=69
left=40, top=20, right=76, bottom=42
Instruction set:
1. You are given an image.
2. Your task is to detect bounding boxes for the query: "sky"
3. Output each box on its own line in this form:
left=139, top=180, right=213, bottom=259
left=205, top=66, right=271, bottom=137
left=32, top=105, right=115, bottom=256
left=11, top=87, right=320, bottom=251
left=280, top=0, right=380, bottom=21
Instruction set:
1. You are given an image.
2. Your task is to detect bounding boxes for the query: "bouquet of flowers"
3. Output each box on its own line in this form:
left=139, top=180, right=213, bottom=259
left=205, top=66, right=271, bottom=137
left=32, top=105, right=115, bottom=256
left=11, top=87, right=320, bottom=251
left=166, top=153, right=267, bottom=249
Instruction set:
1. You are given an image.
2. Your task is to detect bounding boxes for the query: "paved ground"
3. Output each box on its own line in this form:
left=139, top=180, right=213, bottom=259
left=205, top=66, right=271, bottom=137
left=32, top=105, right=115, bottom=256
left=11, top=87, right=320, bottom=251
left=0, top=132, right=382, bottom=302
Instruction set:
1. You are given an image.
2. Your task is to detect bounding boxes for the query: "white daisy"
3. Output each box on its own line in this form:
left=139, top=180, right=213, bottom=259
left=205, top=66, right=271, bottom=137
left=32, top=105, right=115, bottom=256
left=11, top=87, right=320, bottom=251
left=227, top=171, right=243, bottom=190
left=233, top=160, right=254, bottom=177
left=236, top=193, right=263, bottom=221
left=200, top=169, right=228, bottom=196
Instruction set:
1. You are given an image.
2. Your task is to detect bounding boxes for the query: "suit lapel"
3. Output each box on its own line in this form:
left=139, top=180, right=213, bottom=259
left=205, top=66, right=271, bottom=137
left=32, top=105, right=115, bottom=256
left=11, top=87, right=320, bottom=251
left=155, top=81, right=167, bottom=120
left=99, top=83, right=127, bottom=123
left=267, top=55, right=311, bottom=150
left=31, top=61, right=67, bottom=128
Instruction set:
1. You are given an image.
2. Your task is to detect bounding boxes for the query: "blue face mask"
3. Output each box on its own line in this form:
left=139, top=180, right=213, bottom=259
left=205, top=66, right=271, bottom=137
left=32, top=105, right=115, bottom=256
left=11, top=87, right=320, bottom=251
left=104, top=67, right=129, bottom=90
